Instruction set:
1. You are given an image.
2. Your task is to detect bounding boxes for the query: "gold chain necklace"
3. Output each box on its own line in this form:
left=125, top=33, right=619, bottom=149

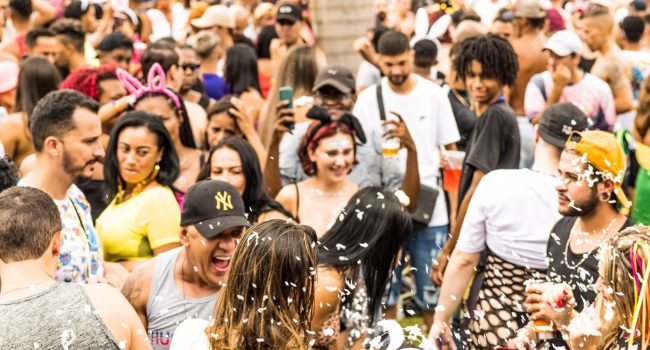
left=563, top=218, right=617, bottom=269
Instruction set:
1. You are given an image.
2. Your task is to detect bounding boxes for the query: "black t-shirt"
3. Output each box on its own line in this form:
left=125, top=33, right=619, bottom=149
left=545, top=216, right=635, bottom=349
left=457, top=100, right=520, bottom=205
left=447, top=89, right=476, bottom=152
left=546, top=216, right=635, bottom=312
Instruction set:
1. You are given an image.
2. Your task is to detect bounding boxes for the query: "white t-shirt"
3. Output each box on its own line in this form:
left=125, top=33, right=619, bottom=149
left=169, top=318, right=209, bottom=350
left=456, top=168, right=561, bottom=269
left=356, top=60, right=382, bottom=91
left=353, top=75, right=460, bottom=227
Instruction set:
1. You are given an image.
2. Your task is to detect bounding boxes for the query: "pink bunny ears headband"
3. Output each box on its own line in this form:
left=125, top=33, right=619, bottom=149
left=116, top=63, right=182, bottom=109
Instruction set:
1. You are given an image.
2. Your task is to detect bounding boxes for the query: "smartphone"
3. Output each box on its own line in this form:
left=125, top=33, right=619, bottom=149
left=279, top=86, right=295, bottom=130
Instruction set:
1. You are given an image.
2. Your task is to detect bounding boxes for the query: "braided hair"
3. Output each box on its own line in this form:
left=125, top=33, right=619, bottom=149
left=454, top=34, right=519, bottom=87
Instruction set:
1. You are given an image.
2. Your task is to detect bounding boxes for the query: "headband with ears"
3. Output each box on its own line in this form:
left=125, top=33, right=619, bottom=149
left=305, top=105, right=367, bottom=144
left=116, top=62, right=182, bottom=109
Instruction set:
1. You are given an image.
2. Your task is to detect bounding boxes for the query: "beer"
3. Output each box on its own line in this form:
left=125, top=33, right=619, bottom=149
left=382, top=145, right=400, bottom=156
left=382, top=138, right=400, bottom=157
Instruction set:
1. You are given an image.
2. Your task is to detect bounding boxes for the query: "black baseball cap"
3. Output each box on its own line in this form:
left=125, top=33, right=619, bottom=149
left=276, top=3, right=303, bottom=23
left=538, top=102, right=589, bottom=149
left=181, top=180, right=250, bottom=238
left=313, top=65, right=355, bottom=94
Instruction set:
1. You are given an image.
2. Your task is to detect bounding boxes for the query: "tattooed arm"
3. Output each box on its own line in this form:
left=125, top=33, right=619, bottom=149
left=602, top=59, right=633, bottom=114
left=121, top=261, right=155, bottom=329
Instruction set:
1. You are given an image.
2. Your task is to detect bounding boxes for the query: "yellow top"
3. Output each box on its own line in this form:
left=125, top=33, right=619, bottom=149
left=96, top=185, right=181, bottom=262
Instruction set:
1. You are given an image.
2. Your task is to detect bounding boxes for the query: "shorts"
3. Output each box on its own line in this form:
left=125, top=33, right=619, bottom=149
left=386, top=225, right=449, bottom=311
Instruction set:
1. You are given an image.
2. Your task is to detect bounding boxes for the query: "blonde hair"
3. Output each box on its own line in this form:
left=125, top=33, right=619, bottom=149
left=259, top=45, right=323, bottom=147
left=206, top=220, right=318, bottom=350
left=599, top=226, right=650, bottom=349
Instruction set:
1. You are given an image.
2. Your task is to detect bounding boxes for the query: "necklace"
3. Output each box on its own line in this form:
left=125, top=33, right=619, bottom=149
left=450, top=88, right=473, bottom=110
left=0, top=279, right=54, bottom=300
left=563, top=217, right=618, bottom=269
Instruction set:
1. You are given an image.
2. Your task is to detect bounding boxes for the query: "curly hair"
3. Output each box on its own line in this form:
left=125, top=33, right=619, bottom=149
left=454, top=34, right=519, bottom=87
left=0, top=156, right=19, bottom=193
left=59, top=64, right=119, bottom=102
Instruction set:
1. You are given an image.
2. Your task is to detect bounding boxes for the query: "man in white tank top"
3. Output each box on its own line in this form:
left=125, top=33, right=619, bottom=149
left=121, top=180, right=250, bottom=350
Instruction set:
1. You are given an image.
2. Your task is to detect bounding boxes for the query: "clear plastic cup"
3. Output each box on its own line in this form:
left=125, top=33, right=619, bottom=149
left=525, top=280, right=556, bottom=340
left=442, top=150, right=465, bottom=192
left=382, top=117, right=400, bottom=157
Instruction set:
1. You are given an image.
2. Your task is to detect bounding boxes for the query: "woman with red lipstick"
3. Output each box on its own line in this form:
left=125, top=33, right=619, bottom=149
left=97, top=111, right=182, bottom=271
left=275, top=107, right=366, bottom=237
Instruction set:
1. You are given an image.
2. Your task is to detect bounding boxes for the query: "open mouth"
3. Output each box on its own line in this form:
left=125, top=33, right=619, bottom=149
left=211, top=256, right=231, bottom=273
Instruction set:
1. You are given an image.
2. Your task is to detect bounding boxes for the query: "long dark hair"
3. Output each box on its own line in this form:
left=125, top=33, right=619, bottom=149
left=134, top=91, right=197, bottom=149
left=197, top=137, right=292, bottom=223
left=104, top=111, right=180, bottom=201
left=318, top=186, right=412, bottom=324
left=17, top=56, right=61, bottom=120
left=225, top=44, right=261, bottom=95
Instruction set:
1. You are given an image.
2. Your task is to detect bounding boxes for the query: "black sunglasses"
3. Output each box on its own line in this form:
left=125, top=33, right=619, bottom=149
left=181, top=63, right=200, bottom=72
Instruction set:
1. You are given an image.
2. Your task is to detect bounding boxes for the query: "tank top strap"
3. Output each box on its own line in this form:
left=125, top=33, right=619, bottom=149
left=146, top=248, right=181, bottom=312
left=293, top=182, right=301, bottom=223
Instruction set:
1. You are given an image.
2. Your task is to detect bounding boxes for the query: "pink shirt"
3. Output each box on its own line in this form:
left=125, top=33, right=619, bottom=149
left=524, top=72, right=616, bottom=130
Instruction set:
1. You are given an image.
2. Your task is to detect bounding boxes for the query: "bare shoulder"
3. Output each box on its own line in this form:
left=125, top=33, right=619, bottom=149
left=121, top=259, right=156, bottom=310
left=84, top=283, right=132, bottom=309
left=0, top=113, right=21, bottom=135
left=83, top=283, right=151, bottom=350
left=275, top=183, right=298, bottom=209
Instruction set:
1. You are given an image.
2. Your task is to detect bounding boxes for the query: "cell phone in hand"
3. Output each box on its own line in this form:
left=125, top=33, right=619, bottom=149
left=279, top=86, right=295, bottom=130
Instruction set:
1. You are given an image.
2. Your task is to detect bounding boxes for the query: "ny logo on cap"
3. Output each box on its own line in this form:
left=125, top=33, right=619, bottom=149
left=215, top=192, right=233, bottom=211
left=279, top=6, right=292, bottom=13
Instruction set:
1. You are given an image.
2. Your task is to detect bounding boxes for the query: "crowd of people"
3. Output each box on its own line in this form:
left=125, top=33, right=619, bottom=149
left=0, top=0, right=648, bottom=349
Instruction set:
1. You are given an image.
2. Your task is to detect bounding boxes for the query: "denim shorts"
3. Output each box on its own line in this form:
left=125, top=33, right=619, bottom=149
left=386, top=224, right=449, bottom=311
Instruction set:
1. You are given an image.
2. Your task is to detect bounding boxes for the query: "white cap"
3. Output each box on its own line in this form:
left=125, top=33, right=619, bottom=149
left=191, top=5, right=235, bottom=29
left=543, top=30, right=583, bottom=56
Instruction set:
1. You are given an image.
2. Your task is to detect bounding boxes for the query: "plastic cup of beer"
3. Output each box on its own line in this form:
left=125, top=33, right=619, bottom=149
left=382, top=138, right=400, bottom=156
left=382, top=118, right=400, bottom=157
left=525, top=280, right=556, bottom=340
left=442, top=150, right=465, bottom=192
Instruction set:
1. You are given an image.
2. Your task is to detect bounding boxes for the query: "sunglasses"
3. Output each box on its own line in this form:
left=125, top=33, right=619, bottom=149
left=181, top=63, right=200, bottom=72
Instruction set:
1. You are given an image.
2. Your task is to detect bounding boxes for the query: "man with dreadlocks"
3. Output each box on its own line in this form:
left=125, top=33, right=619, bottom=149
left=432, top=34, right=521, bottom=289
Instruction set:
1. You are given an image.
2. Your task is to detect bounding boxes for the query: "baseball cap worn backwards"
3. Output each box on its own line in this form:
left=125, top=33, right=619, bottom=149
left=538, top=103, right=589, bottom=149
left=181, top=180, right=250, bottom=238
left=565, top=130, right=632, bottom=208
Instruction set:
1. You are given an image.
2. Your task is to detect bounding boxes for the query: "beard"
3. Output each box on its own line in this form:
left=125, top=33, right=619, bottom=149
left=560, top=187, right=599, bottom=217
left=62, top=149, right=97, bottom=182
left=388, top=72, right=409, bottom=87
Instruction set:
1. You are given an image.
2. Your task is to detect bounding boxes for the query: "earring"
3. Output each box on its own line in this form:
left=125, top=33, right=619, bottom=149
left=149, top=163, right=160, bottom=181
left=600, top=192, right=611, bottom=202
